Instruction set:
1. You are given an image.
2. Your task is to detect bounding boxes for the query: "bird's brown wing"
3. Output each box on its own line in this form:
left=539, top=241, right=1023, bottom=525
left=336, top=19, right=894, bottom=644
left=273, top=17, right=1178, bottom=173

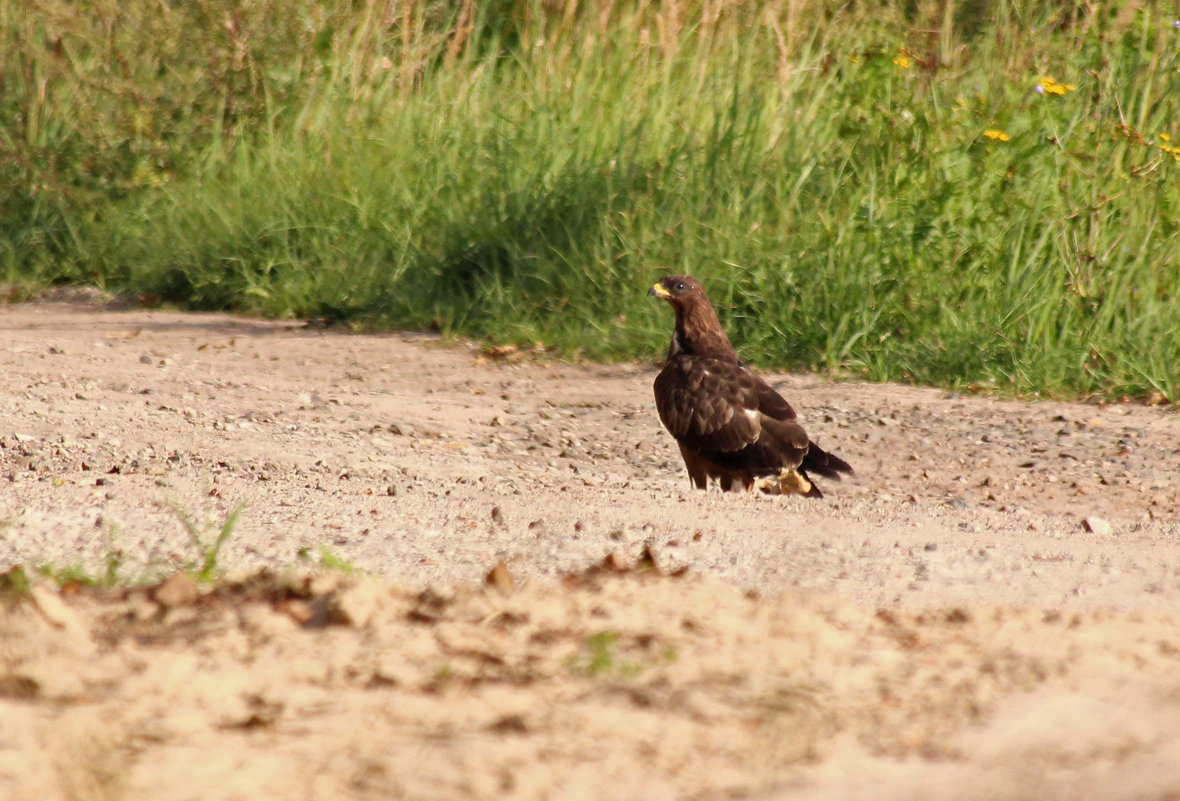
left=753, top=379, right=797, bottom=422
left=654, top=355, right=810, bottom=474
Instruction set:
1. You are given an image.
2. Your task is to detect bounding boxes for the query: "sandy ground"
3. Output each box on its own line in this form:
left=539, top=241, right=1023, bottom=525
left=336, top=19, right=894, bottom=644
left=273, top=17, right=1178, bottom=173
left=2, top=296, right=1180, bottom=800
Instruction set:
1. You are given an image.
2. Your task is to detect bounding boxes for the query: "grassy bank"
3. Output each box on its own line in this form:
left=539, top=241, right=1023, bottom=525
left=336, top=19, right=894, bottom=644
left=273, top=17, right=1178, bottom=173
left=4, top=1, right=1179, bottom=400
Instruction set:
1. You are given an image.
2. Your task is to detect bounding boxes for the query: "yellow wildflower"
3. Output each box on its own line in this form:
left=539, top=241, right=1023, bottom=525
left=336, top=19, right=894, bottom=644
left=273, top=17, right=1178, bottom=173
left=893, top=53, right=911, bottom=70
left=983, top=129, right=1011, bottom=142
left=1035, top=76, right=1076, bottom=95
left=1160, top=133, right=1172, bottom=142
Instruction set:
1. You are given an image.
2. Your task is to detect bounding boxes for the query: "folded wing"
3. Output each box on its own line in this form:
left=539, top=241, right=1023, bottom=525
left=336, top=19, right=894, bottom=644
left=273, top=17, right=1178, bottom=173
left=654, top=355, right=811, bottom=475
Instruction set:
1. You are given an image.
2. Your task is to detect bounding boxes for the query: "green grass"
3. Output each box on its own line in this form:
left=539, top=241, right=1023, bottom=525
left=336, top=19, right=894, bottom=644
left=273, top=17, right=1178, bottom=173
left=567, top=631, right=641, bottom=678
left=298, top=545, right=357, bottom=573
left=566, top=629, right=678, bottom=678
left=36, top=549, right=123, bottom=588
left=5, top=0, right=1180, bottom=400
left=12, top=503, right=246, bottom=589
left=6, top=501, right=364, bottom=591
left=170, top=501, right=245, bottom=584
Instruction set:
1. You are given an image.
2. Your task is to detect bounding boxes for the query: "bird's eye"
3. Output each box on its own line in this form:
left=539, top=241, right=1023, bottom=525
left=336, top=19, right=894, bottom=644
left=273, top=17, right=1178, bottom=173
left=675, top=282, right=686, bottom=291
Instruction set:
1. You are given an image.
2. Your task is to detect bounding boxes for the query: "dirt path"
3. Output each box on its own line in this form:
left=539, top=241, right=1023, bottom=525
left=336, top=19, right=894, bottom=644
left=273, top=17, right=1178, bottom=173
left=2, top=299, right=1180, bottom=800
left=2, top=300, right=1178, bottom=607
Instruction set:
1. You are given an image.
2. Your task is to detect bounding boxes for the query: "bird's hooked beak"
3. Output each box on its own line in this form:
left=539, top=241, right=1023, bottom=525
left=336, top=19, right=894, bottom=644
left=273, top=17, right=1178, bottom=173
left=648, top=282, right=672, bottom=300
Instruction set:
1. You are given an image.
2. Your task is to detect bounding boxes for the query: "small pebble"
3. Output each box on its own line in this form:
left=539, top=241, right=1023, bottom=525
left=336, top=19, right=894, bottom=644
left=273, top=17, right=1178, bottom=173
left=1082, top=516, right=1113, bottom=536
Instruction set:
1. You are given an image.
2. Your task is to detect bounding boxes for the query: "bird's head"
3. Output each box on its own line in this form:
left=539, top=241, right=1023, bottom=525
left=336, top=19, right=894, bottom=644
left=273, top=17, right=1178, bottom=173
left=648, top=274, right=736, bottom=359
left=648, top=275, right=704, bottom=305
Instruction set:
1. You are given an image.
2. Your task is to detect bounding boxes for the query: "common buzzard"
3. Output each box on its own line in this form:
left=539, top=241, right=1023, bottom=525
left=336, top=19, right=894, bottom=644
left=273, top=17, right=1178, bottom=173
left=648, top=275, right=852, bottom=497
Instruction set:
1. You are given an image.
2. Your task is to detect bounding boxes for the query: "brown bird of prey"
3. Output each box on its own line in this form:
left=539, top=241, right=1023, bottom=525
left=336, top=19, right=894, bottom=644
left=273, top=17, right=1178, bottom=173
left=648, top=275, right=852, bottom=497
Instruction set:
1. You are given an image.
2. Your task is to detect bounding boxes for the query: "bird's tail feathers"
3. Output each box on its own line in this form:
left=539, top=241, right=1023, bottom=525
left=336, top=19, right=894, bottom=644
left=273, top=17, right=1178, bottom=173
left=802, top=441, right=853, bottom=479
